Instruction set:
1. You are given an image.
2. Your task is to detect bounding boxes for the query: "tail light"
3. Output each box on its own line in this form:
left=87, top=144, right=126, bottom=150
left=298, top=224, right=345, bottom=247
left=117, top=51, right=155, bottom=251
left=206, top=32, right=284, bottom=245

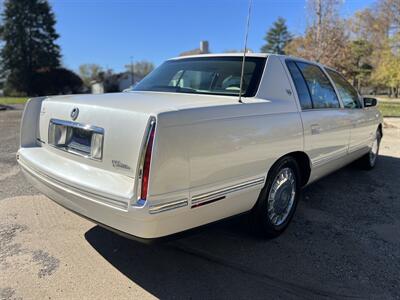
left=136, top=117, right=156, bottom=206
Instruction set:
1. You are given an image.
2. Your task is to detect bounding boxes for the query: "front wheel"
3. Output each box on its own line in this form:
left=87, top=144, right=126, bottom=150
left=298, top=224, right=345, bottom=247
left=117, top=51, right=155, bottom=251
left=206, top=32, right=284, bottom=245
left=250, top=157, right=301, bottom=238
left=359, top=129, right=382, bottom=170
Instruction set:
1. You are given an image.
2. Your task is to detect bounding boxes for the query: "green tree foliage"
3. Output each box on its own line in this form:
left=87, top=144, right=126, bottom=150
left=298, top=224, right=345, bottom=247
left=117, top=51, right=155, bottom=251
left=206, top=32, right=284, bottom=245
left=261, top=17, right=292, bottom=54
left=372, top=39, right=400, bottom=97
left=351, top=0, right=400, bottom=96
left=0, top=0, right=61, bottom=95
left=343, top=39, right=373, bottom=90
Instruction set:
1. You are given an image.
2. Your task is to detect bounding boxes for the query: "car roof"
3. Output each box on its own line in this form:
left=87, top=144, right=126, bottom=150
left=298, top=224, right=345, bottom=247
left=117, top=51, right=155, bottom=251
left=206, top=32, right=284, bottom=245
left=168, top=53, right=269, bottom=60
left=168, top=53, right=332, bottom=70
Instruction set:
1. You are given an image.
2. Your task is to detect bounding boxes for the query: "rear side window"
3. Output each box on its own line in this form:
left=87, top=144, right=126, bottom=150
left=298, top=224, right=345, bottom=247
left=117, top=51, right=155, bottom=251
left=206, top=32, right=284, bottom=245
left=286, top=61, right=313, bottom=109
left=296, top=62, right=340, bottom=109
left=326, top=69, right=361, bottom=109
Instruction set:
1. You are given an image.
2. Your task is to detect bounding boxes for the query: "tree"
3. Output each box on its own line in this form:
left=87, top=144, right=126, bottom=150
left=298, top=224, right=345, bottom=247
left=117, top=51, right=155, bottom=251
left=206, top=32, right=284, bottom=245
left=371, top=38, right=400, bottom=98
left=381, top=0, right=400, bottom=35
left=285, top=0, right=348, bottom=71
left=343, top=39, right=373, bottom=90
left=0, top=0, right=61, bottom=96
left=124, top=60, right=155, bottom=79
left=31, top=68, right=83, bottom=96
left=261, top=17, right=292, bottom=54
left=350, top=0, right=400, bottom=96
left=79, top=64, right=104, bottom=87
left=350, top=8, right=389, bottom=51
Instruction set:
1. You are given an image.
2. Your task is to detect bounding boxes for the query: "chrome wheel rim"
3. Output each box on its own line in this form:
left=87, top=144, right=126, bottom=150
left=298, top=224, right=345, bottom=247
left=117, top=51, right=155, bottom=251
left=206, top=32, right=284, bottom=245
left=369, top=133, right=379, bottom=165
left=267, top=167, right=296, bottom=226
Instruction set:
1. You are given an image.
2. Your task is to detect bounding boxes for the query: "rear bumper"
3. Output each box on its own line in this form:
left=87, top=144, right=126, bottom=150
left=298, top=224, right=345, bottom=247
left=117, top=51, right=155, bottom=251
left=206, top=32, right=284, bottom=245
left=18, top=156, right=162, bottom=239
left=17, top=147, right=196, bottom=239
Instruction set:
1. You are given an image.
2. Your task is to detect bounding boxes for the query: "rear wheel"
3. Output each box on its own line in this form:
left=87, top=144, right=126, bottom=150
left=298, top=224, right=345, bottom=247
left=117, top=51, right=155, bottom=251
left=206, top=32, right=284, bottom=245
left=250, top=157, right=301, bottom=238
left=359, top=129, right=382, bottom=170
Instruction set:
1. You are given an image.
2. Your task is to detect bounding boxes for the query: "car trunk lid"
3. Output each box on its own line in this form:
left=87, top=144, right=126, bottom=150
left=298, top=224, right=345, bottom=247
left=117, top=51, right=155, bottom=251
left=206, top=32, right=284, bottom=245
left=38, top=98, right=151, bottom=180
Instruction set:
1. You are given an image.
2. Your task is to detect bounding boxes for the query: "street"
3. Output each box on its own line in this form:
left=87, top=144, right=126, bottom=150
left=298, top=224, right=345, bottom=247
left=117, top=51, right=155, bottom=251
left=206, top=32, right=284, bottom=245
left=1, top=105, right=400, bottom=299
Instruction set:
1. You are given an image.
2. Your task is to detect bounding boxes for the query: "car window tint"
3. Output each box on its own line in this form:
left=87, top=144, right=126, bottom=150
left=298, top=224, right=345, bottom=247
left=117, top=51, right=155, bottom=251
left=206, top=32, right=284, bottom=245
left=296, top=62, right=340, bottom=109
left=134, top=57, right=266, bottom=97
left=326, top=69, right=361, bottom=109
left=286, top=61, right=313, bottom=110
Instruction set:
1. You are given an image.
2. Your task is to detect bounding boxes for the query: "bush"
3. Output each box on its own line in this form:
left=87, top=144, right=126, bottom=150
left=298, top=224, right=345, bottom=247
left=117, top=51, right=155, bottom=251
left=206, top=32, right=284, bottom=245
left=3, top=72, right=28, bottom=97
left=3, top=83, right=27, bottom=97
left=30, top=68, right=84, bottom=96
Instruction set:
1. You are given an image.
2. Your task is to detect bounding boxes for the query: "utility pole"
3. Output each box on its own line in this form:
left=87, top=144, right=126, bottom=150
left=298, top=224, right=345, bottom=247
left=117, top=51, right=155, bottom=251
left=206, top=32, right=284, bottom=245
left=130, top=56, right=134, bottom=86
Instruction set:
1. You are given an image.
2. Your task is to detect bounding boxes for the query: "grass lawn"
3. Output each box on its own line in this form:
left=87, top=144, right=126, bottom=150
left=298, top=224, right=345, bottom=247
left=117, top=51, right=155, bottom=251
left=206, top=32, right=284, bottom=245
left=0, top=97, right=28, bottom=105
left=378, top=101, right=400, bottom=117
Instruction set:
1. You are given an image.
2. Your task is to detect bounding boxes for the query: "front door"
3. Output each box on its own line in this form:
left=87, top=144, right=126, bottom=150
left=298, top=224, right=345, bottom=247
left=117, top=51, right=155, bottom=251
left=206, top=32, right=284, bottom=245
left=325, top=69, right=376, bottom=153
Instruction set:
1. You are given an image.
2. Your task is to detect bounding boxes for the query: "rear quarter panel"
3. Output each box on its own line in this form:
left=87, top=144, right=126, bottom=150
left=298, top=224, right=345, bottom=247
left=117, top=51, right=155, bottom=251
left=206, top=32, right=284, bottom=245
left=150, top=100, right=303, bottom=212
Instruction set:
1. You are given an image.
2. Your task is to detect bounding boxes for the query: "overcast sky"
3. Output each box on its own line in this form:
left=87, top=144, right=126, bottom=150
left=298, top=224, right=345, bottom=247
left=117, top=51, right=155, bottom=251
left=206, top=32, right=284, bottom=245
left=48, top=0, right=376, bottom=72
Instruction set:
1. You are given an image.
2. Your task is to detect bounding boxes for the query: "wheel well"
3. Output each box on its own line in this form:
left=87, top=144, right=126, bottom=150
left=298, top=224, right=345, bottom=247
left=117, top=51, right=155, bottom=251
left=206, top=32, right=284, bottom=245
left=270, top=152, right=311, bottom=187
left=378, top=123, right=383, bottom=137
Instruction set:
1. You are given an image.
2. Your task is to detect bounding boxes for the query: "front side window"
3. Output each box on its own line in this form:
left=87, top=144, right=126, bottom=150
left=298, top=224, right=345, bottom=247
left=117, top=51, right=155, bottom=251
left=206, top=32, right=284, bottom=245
left=326, top=69, right=361, bottom=109
left=296, top=62, right=340, bottom=109
left=133, top=57, right=266, bottom=97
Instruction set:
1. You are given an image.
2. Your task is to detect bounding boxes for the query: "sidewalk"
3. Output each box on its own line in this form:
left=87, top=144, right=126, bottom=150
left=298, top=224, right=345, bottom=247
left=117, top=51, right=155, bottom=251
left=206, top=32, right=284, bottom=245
left=384, top=117, right=400, bottom=128
left=376, top=97, right=400, bottom=103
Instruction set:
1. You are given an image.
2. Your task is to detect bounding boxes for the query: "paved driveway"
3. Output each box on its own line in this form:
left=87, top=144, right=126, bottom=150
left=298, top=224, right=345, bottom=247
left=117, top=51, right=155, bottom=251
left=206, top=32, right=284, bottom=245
left=1, top=106, right=400, bottom=299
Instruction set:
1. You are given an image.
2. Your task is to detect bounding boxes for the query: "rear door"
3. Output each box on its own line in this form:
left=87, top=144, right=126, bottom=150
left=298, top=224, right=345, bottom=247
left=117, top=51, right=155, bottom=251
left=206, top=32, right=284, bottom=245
left=325, top=69, right=375, bottom=153
left=285, top=60, right=351, bottom=168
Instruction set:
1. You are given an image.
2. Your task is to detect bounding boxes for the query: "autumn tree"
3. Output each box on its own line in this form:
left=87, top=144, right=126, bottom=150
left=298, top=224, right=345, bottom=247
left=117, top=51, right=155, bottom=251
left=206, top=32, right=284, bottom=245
left=350, top=8, right=389, bottom=51
left=261, top=17, right=292, bottom=54
left=380, top=0, right=400, bottom=35
left=79, top=64, right=104, bottom=87
left=351, top=0, right=400, bottom=96
left=0, top=0, right=61, bottom=95
left=371, top=38, right=400, bottom=97
left=125, top=60, right=155, bottom=79
left=285, top=0, right=348, bottom=71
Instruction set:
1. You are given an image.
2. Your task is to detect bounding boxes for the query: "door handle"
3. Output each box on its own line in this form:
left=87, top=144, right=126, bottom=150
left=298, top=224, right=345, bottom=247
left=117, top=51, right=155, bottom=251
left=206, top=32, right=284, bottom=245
left=311, top=124, right=321, bottom=135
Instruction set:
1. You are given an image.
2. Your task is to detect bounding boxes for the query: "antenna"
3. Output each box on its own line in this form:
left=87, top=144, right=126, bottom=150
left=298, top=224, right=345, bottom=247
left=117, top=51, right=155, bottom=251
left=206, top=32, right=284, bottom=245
left=238, top=0, right=253, bottom=103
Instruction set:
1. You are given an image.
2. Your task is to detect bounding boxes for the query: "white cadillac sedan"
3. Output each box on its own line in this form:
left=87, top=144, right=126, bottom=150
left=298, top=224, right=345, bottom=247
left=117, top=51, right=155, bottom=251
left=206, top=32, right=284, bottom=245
left=17, top=54, right=382, bottom=240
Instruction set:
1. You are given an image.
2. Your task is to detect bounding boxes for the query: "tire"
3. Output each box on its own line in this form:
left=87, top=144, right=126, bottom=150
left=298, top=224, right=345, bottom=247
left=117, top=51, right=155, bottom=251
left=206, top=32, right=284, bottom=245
left=358, top=129, right=382, bottom=170
left=250, top=156, right=301, bottom=238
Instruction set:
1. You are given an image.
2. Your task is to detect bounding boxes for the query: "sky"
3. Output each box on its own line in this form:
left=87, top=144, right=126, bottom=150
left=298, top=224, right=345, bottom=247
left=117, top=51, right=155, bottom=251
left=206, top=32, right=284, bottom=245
left=48, top=0, right=376, bottom=73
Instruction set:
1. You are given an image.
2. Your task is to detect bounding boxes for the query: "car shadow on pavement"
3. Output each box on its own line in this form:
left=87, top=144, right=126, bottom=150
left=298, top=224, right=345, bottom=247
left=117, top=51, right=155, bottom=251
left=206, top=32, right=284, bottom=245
left=85, top=155, right=400, bottom=299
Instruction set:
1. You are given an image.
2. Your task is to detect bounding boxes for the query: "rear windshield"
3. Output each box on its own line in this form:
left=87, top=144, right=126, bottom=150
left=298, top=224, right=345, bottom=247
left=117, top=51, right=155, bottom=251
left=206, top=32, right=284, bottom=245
left=133, top=56, right=266, bottom=97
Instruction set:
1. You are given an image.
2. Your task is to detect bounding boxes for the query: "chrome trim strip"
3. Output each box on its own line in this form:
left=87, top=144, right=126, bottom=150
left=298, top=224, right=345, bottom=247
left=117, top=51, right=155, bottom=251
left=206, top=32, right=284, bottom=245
left=191, top=196, right=226, bottom=208
left=135, top=116, right=156, bottom=203
left=50, top=119, right=104, bottom=134
left=312, top=150, right=347, bottom=168
left=149, top=199, right=188, bottom=214
left=18, top=157, right=129, bottom=211
left=191, top=177, right=265, bottom=207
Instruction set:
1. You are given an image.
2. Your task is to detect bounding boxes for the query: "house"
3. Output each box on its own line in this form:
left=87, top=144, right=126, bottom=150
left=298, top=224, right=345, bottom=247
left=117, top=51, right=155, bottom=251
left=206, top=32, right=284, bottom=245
left=91, top=72, right=143, bottom=94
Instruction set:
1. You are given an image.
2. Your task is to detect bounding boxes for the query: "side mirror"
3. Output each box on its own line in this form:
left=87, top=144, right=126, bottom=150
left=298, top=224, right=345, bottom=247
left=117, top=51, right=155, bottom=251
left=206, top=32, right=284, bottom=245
left=363, top=97, right=377, bottom=107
